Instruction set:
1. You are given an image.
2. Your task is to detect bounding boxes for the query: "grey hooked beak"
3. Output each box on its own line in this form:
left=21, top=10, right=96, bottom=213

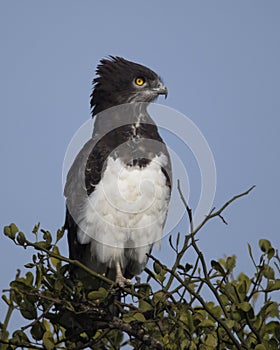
left=155, top=81, right=168, bottom=99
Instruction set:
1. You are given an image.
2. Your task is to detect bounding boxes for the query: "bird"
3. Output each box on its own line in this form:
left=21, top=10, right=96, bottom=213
left=64, top=56, right=172, bottom=291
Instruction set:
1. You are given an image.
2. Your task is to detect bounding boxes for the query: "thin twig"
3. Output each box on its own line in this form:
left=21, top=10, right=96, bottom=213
left=192, top=185, right=256, bottom=236
left=147, top=254, right=244, bottom=350
left=218, top=214, right=228, bottom=225
left=14, top=239, right=146, bottom=300
left=0, top=292, right=15, bottom=349
left=177, top=180, right=194, bottom=232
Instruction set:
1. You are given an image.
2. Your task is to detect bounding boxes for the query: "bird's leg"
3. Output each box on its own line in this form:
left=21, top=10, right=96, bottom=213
left=115, top=260, right=132, bottom=288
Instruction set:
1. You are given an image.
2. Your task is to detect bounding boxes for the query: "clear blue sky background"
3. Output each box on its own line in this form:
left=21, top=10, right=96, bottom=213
left=1, top=1, right=279, bottom=330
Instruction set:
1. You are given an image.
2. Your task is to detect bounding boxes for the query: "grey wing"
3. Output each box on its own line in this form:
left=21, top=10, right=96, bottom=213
left=64, top=138, right=97, bottom=268
left=64, top=136, right=117, bottom=281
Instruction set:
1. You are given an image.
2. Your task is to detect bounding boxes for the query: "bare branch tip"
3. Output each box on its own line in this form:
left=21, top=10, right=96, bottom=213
left=218, top=214, right=228, bottom=225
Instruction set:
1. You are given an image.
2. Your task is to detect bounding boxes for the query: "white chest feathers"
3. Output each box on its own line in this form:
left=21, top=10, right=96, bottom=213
left=77, top=154, right=170, bottom=268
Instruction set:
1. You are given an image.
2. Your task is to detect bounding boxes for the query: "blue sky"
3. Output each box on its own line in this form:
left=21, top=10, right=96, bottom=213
left=1, top=1, right=279, bottom=329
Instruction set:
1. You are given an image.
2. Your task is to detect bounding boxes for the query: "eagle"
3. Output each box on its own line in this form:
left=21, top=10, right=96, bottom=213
left=64, top=56, right=172, bottom=289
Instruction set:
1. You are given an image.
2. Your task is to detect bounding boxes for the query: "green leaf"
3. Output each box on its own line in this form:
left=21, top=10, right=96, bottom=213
left=56, top=228, right=64, bottom=242
left=24, top=263, right=35, bottom=268
left=231, top=310, right=242, bottom=321
left=225, top=319, right=235, bottom=329
left=35, top=266, right=43, bottom=287
left=153, top=261, right=162, bottom=274
left=31, top=322, right=45, bottom=341
left=203, top=333, right=218, bottom=347
left=155, top=271, right=166, bottom=283
left=16, top=232, right=26, bottom=245
left=263, top=302, right=279, bottom=318
left=20, top=300, right=37, bottom=320
left=133, top=312, right=146, bottom=322
left=50, top=246, right=61, bottom=268
left=267, top=247, right=275, bottom=260
left=226, top=255, right=236, bottom=272
left=199, top=319, right=216, bottom=328
left=248, top=242, right=257, bottom=267
left=169, top=234, right=175, bottom=251
left=42, top=331, right=55, bottom=350
left=238, top=273, right=251, bottom=293
left=211, top=260, right=225, bottom=275
left=25, top=272, right=34, bottom=286
left=152, top=291, right=166, bottom=305
left=3, top=223, right=19, bottom=240
left=43, top=230, right=52, bottom=244
left=179, top=308, right=195, bottom=333
left=88, top=287, right=108, bottom=301
left=189, top=341, right=197, bottom=350
left=262, top=321, right=280, bottom=335
left=3, top=226, right=11, bottom=237
left=122, top=313, right=135, bottom=323
left=123, top=312, right=146, bottom=323
left=10, top=223, right=19, bottom=235
left=206, top=302, right=222, bottom=318
left=263, top=264, right=275, bottom=279
left=185, top=263, right=193, bottom=272
left=139, top=299, right=153, bottom=312
left=10, top=279, right=29, bottom=290
left=180, top=338, right=190, bottom=350
left=266, top=279, right=280, bottom=291
left=238, top=302, right=251, bottom=312
left=32, top=223, right=40, bottom=234
left=259, top=239, right=272, bottom=253
left=177, top=264, right=185, bottom=272
left=254, top=345, right=266, bottom=350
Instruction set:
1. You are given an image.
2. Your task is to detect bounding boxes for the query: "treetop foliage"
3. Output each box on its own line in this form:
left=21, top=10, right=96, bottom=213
left=0, top=186, right=279, bottom=349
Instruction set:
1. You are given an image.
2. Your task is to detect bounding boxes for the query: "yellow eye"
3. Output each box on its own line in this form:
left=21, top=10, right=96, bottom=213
left=135, top=77, right=145, bottom=86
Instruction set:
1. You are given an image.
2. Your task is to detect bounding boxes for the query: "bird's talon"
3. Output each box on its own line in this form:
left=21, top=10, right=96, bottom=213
left=116, top=275, right=132, bottom=288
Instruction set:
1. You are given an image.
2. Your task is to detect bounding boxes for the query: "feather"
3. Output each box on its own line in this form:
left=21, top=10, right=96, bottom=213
left=64, top=56, right=171, bottom=297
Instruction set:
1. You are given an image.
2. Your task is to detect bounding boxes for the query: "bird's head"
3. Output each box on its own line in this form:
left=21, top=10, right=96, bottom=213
left=90, top=56, right=167, bottom=116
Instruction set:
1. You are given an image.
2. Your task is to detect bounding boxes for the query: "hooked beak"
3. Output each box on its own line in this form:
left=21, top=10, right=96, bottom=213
left=155, top=81, right=168, bottom=99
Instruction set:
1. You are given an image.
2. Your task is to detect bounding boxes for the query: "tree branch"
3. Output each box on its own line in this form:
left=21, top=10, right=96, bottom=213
left=110, top=317, right=164, bottom=350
